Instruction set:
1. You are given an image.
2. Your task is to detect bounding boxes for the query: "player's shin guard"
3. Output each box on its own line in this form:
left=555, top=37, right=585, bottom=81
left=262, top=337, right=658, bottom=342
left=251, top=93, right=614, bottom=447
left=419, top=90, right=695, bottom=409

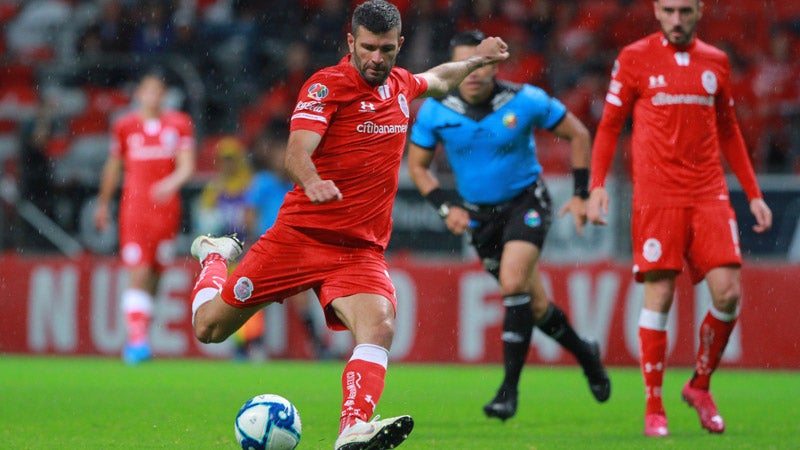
left=190, top=253, right=228, bottom=324
left=499, top=294, right=535, bottom=391
left=691, top=307, right=738, bottom=390
left=339, top=344, right=388, bottom=433
left=639, top=309, right=669, bottom=416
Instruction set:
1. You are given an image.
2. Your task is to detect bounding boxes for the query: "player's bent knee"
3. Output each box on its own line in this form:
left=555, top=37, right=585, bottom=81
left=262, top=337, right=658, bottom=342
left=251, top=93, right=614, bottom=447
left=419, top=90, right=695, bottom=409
left=357, top=318, right=395, bottom=349
left=713, top=286, right=741, bottom=313
left=193, top=317, right=232, bottom=344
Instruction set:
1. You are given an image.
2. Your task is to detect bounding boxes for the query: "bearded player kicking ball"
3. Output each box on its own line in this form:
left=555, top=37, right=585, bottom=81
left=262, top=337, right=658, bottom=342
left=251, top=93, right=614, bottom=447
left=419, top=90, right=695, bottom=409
left=188, top=1, right=509, bottom=448
left=587, top=0, right=772, bottom=437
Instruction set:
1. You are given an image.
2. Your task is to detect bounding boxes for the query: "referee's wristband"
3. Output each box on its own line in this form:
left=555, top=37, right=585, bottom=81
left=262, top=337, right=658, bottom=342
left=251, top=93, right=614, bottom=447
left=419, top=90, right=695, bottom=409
left=425, top=188, right=453, bottom=219
left=573, top=168, right=590, bottom=199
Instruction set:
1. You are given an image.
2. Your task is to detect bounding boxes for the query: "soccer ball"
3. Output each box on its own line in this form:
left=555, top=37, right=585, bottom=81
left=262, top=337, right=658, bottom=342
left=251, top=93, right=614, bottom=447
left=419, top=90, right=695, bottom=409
left=234, top=394, right=302, bottom=450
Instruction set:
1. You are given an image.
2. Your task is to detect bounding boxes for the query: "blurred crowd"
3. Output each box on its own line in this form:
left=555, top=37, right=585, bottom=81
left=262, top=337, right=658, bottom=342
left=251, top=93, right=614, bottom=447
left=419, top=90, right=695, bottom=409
left=1, top=0, right=799, bottom=251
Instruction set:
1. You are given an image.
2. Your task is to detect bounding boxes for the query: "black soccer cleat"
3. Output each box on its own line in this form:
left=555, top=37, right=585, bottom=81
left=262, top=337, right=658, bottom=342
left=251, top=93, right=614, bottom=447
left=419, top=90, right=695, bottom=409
left=581, top=340, right=611, bottom=403
left=483, top=387, right=518, bottom=421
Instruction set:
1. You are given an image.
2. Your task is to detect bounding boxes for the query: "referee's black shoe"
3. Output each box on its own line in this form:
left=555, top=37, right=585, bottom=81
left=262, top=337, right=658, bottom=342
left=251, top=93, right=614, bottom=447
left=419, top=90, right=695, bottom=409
left=483, top=387, right=518, bottom=421
left=581, top=340, right=611, bottom=402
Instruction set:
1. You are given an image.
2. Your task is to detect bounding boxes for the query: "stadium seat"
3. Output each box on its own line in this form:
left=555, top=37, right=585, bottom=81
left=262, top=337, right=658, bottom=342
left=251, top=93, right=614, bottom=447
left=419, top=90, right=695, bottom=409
left=53, top=134, right=110, bottom=186
left=0, top=84, right=36, bottom=121
left=0, top=133, right=19, bottom=164
left=69, top=109, right=109, bottom=135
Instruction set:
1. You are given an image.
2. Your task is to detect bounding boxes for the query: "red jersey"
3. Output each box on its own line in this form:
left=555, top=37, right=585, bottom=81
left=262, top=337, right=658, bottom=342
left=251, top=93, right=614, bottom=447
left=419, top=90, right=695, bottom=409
left=590, top=33, right=761, bottom=207
left=281, top=55, right=428, bottom=250
left=111, top=110, right=195, bottom=217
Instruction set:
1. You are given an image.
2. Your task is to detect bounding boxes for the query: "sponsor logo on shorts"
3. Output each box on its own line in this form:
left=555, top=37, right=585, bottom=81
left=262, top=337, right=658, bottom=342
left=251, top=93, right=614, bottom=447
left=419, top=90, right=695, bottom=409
left=524, top=209, right=541, bottom=228
left=643, top=238, right=662, bottom=262
left=233, top=277, right=254, bottom=302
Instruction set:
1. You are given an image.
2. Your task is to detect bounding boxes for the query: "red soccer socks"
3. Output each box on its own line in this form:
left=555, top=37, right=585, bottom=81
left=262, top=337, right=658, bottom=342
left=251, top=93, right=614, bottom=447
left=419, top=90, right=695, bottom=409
left=339, top=344, right=389, bottom=433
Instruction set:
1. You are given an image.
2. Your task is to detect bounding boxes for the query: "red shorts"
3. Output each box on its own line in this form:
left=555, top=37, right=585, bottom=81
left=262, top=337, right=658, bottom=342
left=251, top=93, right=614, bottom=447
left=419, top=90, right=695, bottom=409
left=118, top=205, right=180, bottom=270
left=220, top=223, right=397, bottom=331
left=631, top=201, right=741, bottom=284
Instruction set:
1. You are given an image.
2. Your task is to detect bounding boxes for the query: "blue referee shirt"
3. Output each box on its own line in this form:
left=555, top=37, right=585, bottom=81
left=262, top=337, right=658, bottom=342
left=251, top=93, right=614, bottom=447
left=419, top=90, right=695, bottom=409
left=410, top=80, right=566, bottom=204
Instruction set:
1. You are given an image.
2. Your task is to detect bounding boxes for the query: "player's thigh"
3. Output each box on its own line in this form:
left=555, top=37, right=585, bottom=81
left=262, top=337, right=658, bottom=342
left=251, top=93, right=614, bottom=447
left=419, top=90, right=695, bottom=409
left=329, top=293, right=395, bottom=348
left=631, top=206, right=688, bottom=282
left=686, top=203, right=742, bottom=283
left=318, top=248, right=397, bottom=331
left=195, top=295, right=265, bottom=342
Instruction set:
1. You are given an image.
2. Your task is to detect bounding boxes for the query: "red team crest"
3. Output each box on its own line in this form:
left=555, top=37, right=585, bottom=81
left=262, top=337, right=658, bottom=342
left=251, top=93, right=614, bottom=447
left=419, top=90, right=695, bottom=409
left=233, top=277, right=254, bottom=302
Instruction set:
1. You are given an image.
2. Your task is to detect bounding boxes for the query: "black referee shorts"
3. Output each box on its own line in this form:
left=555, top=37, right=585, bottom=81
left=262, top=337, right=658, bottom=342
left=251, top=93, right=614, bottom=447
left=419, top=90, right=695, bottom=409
left=466, top=178, right=552, bottom=278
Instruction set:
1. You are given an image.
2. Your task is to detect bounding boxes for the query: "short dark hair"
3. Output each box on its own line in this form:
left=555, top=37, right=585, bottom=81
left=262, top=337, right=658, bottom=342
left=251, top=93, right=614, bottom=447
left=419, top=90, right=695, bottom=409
left=449, top=29, right=485, bottom=56
left=140, top=65, right=169, bottom=85
left=351, top=0, right=402, bottom=36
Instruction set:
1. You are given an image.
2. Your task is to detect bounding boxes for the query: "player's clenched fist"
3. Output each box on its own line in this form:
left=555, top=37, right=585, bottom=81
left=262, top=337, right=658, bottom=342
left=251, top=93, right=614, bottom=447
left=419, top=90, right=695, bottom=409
left=304, top=179, right=342, bottom=204
left=475, top=37, right=509, bottom=64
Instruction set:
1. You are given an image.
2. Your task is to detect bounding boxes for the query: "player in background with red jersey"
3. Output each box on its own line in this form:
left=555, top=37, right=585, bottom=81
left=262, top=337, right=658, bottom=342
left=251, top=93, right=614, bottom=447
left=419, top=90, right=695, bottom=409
left=94, top=70, right=195, bottom=365
left=188, top=1, right=508, bottom=448
left=587, top=0, right=772, bottom=437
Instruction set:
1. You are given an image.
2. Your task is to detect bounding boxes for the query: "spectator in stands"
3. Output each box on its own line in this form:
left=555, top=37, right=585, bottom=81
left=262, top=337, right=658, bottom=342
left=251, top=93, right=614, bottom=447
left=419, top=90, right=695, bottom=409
left=304, top=0, right=350, bottom=66
left=196, top=136, right=253, bottom=242
left=131, top=0, right=174, bottom=55
left=399, top=0, right=455, bottom=73
left=525, top=0, right=556, bottom=53
left=238, top=40, right=316, bottom=145
left=4, top=0, right=72, bottom=61
left=19, top=96, right=59, bottom=221
left=495, top=28, right=547, bottom=88
left=751, top=26, right=800, bottom=172
left=78, top=0, right=133, bottom=55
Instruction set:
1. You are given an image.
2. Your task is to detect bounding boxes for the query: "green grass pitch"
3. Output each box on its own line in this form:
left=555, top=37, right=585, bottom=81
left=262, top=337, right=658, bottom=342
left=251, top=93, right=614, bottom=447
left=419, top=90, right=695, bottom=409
left=1, top=356, right=797, bottom=449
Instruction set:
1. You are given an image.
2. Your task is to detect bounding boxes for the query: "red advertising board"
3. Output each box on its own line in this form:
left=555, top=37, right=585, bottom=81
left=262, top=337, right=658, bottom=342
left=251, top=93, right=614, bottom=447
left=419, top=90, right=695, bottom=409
left=1, top=253, right=797, bottom=369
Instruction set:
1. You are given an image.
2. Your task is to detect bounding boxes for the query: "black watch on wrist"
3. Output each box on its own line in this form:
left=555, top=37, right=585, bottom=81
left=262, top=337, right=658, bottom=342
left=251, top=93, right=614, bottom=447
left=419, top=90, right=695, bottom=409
left=437, top=203, right=450, bottom=219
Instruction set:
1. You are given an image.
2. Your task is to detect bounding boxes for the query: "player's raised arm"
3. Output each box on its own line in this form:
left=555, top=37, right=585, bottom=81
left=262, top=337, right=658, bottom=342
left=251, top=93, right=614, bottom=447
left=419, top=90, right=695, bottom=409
left=417, top=36, right=509, bottom=98
left=285, top=129, right=342, bottom=204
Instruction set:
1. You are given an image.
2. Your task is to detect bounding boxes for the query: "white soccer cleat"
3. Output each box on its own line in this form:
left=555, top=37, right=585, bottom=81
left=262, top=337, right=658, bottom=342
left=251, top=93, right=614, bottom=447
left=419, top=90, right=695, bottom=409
left=190, top=234, right=243, bottom=264
left=334, top=415, right=414, bottom=450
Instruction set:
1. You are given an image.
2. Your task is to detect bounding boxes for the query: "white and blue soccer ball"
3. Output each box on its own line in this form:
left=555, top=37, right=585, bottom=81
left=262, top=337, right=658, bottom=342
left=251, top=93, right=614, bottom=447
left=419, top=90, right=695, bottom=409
left=234, top=394, right=302, bottom=450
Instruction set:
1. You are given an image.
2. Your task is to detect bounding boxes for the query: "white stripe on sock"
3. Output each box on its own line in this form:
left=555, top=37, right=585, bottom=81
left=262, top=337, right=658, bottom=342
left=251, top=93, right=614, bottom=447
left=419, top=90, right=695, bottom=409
left=349, top=343, right=389, bottom=369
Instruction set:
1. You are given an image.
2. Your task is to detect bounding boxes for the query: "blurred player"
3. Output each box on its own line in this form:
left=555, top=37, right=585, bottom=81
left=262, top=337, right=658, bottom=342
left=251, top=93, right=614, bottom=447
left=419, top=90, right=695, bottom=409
left=95, top=69, right=195, bottom=365
left=408, top=29, right=610, bottom=422
left=188, top=1, right=508, bottom=448
left=587, top=0, right=772, bottom=437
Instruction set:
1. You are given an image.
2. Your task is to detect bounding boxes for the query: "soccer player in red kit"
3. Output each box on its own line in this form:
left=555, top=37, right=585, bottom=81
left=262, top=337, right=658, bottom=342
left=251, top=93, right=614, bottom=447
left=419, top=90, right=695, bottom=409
left=587, top=0, right=772, bottom=437
left=95, top=70, right=195, bottom=365
left=188, top=1, right=508, bottom=448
